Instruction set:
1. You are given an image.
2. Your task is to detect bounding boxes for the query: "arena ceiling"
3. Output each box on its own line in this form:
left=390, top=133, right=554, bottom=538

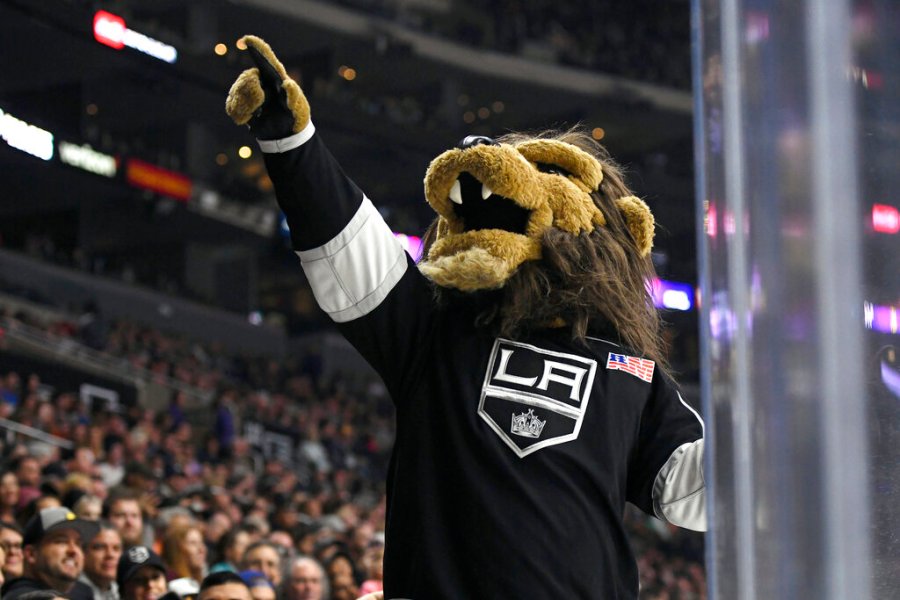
left=0, top=0, right=698, bottom=285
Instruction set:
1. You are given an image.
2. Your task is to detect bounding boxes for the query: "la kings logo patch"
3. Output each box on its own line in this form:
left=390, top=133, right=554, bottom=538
left=478, top=339, right=597, bottom=458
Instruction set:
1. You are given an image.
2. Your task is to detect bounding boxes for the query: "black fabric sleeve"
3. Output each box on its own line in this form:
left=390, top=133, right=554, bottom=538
left=259, top=127, right=438, bottom=403
left=262, top=131, right=364, bottom=251
left=626, top=374, right=704, bottom=515
left=337, top=258, right=438, bottom=405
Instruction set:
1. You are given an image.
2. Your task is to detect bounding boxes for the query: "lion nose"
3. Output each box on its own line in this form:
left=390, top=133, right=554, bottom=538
left=457, top=135, right=498, bottom=149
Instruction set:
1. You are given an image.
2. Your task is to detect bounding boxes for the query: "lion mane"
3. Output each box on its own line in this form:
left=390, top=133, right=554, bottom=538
left=419, top=127, right=668, bottom=372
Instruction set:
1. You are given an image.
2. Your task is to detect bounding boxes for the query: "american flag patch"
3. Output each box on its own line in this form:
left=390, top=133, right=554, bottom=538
left=606, top=353, right=655, bottom=383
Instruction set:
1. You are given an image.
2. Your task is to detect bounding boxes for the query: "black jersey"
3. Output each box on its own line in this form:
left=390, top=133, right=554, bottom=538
left=261, top=124, right=704, bottom=599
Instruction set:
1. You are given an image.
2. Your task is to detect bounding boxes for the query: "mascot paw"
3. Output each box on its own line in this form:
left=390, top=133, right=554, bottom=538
left=225, top=35, right=310, bottom=140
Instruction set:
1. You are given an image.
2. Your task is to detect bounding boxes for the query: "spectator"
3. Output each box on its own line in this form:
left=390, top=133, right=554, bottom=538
left=212, top=398, right=235, bottom=459
left=265, top=530, right=293, bottom=563
left=161, top=525, right=206, bottom=585
left=18, top=495, right=63, bottom=528
left=116, top=546, right=167, bottom=600
left=281, top=556, right=326, bottom=600
left=209, top=529, right=251, bottom=575
left=1, top=506, right=98, bottom=600
left=168, top=576, right=200, bottom=600
left=97, top=444, right=126, bottom=489
left=0, top=470, right=21, bottom=522
left=239, top=542, right=280, bottom=588
left=68, top=449, right=98, bottom=478
left=323, top=553, right=357, bottom=600
left=0, top=372, right=21, bottom=408
left=74, top=495, right=104, bottom=521
left=197, top=572, right=251, bottom=600
left=116, top=464, right=158, bottom=501
left=79, top=523, right=122, bottom=600
left=0, top=537, right=6, bottom=588
left=0, top=520, right=25, bottom=580
left=357, top=542, right=383, bottom=596
left=237, top=571, right=275, bottom=600
left=203, top=513, right=231, bottom=555
left=104, top=492, right=144, bottom=548
left=156, top=508, right=195, bottom=543
left=12, top=456, right=42, bottom=506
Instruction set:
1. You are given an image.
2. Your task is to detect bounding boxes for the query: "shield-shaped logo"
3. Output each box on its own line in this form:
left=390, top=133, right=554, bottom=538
left=478, top=338, right=597, bottom=458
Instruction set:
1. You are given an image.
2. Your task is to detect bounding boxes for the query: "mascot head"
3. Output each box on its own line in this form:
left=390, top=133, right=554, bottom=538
left=420, top=128, right=667, bottom=368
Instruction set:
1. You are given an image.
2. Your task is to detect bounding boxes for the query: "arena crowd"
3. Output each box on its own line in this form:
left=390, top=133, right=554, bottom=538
left=0, top=297, right=706, bottom=599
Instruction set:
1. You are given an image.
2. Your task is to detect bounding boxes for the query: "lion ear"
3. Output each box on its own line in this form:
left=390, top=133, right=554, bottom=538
left=615, top=196, right=654, bottom=256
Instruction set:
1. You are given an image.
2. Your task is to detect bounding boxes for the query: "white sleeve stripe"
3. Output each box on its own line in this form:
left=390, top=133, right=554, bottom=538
left=296, top=198, right=407, bottom=323
left=296, top=194, right=372, bottom=262
left=652, top=438, right=706, bottom=531
left=677, top=390, right=705, bottom=436
left=257, top=121, right=316, bottom=153
left=326, top=253, right=407, bottom=323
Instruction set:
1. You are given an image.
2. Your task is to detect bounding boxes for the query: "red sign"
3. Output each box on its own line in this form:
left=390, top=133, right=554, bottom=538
left=125, top=158, right=192, bottom=201
left=872, top=204, right=899, bottom=234
left=93, top=10, right=126, bottom=50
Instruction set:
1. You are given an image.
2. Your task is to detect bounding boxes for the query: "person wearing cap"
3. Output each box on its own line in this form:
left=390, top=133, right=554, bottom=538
left=117, top=546, right=167, bottom=600
left=238, top=543, right=280, bottom=588
left=78, top=522, right=122, bottom=600
left=236, top=571, right=274, bottom=600
left=0, top=506, right=98, bottom=600
left=167, top=576, right=200, bottom=600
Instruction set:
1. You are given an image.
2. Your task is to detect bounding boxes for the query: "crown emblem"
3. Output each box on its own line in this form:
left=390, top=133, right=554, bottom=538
left=510, top=409, right=546, bottom=438
left=128, top=546, right=150, bottom=563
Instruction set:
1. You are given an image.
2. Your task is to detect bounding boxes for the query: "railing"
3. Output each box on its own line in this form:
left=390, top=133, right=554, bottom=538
left=0, top=316, right=213, bottom=406
left=0, top=249, right=286, bottom=358
left=0, top=418, right=73, bottom=450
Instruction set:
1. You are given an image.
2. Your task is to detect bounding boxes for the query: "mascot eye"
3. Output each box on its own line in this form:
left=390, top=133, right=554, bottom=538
left=535, top=162, right=572, bottom=178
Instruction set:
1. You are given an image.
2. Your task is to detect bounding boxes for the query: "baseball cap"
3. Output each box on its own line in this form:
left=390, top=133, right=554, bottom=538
left=117, top=545, right=167, bottom=589
left=238, top=570, right=273, bottom=588
left=22, top=506, right=100, bottom=546
left=168, top=577, right=201, bottom=599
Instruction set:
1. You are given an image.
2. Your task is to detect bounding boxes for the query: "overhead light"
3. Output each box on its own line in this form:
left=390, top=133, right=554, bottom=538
left=93, top=10, right=178, bottom=64
left=0, top=107, right=54, bottom=161
left=214, top=43, right=228, bottom=56
left=238, top=146, right=252, bottom=159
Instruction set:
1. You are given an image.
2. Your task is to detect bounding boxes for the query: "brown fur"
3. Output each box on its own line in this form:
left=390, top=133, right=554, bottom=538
left=225, top=36, right=310, bottom=134
left=421, top=128, right=669, bottom=372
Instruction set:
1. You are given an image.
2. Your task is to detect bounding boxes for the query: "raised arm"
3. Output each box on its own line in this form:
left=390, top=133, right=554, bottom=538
left=224, top=36, right=435, bottom=395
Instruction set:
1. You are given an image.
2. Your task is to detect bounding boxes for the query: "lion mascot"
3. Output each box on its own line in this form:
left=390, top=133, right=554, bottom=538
left=226, top=36, right=705, bottom=600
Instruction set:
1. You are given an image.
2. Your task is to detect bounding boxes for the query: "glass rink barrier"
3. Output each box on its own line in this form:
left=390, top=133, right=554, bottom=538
left=693, top=0, right=898, bottom=598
